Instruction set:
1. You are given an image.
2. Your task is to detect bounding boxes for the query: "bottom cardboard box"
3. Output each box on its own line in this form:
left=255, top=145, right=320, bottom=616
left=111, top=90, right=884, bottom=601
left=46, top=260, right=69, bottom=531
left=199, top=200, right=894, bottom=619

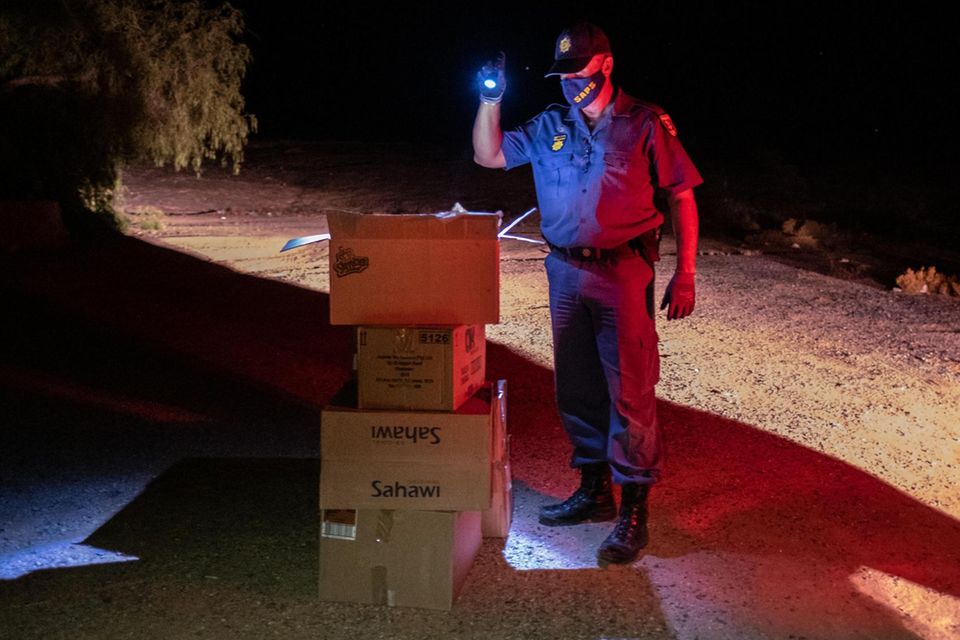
left=319, top=509, right=481, bottom=611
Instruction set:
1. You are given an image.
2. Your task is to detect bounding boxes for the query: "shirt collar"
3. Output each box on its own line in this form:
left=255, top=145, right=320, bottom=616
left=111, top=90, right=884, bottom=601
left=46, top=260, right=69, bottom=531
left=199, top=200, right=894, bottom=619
left=612, top=88, right=636, bottom=117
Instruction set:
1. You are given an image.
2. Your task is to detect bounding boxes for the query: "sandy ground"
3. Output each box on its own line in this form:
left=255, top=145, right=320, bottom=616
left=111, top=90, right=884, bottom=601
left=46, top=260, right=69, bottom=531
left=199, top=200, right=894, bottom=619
left=1, top=140, right=959, bottom=639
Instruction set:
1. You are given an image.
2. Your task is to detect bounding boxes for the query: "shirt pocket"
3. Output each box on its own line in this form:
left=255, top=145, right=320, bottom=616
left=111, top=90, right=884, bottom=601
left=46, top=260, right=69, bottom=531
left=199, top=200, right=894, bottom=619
left=536, top=153, right=576, bottom=198
left=602, top=151, right=639, bottom=193
left=602, top=151, right=632, bottom=173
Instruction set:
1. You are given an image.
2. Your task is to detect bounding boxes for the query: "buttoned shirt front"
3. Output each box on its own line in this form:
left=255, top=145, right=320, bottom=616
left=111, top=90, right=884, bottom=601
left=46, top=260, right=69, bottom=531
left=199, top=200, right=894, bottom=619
left=501, top=89, right=703, bottom=248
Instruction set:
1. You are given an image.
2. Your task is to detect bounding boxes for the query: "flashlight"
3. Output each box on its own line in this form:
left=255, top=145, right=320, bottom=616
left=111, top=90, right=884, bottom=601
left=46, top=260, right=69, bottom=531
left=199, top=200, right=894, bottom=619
left=479, top=51, right=506, bottom=104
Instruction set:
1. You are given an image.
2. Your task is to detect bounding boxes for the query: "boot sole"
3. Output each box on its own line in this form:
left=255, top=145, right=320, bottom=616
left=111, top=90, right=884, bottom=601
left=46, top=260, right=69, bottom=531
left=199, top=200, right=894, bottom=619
left=538, top=509, right=618, bottom=527
left=597, top=551, right=641, bottom=566
left=597, top=537, right=649, bottom=565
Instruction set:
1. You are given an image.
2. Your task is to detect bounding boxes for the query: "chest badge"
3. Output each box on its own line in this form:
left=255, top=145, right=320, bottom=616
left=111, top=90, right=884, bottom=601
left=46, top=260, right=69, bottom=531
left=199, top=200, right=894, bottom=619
left=658, top=113, right=678, bottom=137
left=551, top=133, right=567, bottom=151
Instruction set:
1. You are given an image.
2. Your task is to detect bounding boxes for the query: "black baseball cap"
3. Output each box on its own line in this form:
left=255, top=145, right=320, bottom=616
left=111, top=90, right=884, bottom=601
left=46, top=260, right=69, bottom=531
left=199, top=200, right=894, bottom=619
left=544, top=22, right=612, bottom=77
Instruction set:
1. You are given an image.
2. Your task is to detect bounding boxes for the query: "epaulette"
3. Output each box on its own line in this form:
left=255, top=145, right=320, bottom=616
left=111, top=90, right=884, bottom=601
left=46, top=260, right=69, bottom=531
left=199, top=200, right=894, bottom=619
left=629, top=99, right=666, bottom=116
left=523, top=103, right=570, bottom=128
left=542, top=103, right=569, bottom=119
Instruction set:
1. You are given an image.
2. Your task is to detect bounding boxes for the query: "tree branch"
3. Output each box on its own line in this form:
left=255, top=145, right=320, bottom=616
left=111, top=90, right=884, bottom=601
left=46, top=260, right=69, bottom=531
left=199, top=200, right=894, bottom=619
left=1, top=69, right=96, bottom=93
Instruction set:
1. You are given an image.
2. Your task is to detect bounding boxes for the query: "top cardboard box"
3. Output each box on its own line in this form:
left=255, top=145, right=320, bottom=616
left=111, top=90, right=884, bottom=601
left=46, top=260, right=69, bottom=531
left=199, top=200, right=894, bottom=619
left=326, top=211, right=500, bottom=325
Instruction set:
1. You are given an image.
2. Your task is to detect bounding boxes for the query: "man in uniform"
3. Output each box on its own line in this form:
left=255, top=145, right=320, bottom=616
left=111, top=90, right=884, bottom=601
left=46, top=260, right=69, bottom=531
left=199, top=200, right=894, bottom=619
left=472, top=22, right=702, bottom=564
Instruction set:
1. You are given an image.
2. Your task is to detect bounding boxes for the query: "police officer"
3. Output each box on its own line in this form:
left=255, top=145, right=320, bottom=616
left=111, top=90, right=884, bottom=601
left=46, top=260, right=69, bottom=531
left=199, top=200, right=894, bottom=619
left=472, top=23, right=702, bottom=564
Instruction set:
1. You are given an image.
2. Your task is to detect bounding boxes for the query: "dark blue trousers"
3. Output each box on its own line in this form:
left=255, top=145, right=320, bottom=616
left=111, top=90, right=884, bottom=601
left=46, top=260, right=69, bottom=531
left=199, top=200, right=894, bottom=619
left=545, top=250, right=662, bottom=485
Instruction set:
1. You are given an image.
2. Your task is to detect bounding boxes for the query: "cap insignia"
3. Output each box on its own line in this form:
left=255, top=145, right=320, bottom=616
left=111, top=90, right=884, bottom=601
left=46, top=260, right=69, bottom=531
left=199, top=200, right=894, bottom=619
left=559, top=36, right=571, bottom=54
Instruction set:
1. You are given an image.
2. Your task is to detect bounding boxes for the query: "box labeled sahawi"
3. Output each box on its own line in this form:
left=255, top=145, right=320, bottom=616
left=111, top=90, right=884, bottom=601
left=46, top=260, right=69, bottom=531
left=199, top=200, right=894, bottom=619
left=325, top=211, right=500, bottom=325
left=320, top=382, right=501, bottom=510
left=319, top=509, right=481, bottom=611
left=357, top=325, right=486, bottom=411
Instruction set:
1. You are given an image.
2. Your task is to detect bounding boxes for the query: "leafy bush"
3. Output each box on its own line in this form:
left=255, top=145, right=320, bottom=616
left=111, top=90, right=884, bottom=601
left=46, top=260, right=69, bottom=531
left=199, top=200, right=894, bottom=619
left=0, top=0, right=255, bottom=234
left=895, top=266, right=960, bottom=297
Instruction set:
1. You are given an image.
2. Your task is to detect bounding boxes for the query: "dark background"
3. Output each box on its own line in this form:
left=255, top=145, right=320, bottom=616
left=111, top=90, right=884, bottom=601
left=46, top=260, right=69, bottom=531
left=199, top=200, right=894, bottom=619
left=233, top=0, right=959, bottom=168
left=226, top=0, right=960, bottom=248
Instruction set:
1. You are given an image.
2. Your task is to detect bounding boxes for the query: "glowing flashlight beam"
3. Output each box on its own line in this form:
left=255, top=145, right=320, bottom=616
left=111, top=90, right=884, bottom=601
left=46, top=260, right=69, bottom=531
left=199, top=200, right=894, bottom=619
left=483, top=79, right=497, bottom=89
left=498, top=207, right=537, bottom=238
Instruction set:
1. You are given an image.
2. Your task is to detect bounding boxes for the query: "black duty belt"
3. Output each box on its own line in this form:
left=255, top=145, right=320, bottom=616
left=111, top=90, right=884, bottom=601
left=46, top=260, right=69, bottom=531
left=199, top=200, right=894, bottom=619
left=546, top=229, right=660, bottom=264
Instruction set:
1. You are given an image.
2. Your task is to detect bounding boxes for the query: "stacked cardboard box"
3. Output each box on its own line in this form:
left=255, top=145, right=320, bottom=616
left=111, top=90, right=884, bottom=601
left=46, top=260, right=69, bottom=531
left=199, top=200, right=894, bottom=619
left=319, top=212, right=512, bottom=611
left=356, top=324, right=486, bottom=412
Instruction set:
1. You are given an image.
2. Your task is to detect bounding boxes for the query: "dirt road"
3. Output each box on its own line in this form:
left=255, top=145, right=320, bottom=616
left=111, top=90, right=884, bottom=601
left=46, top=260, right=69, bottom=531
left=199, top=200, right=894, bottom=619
left=2, top=141, right=958, bottom=639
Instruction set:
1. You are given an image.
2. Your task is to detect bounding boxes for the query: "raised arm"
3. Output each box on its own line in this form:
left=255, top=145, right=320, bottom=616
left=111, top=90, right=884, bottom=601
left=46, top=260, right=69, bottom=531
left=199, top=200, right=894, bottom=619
left=472, top=52, right=507, bottom=169
left=473, top=102, right=507, bottom=168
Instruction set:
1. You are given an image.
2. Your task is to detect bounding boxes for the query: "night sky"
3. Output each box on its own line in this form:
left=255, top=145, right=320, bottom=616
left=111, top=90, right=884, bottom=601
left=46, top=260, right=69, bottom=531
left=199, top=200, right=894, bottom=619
left=233, top=1, right=959, bottom=170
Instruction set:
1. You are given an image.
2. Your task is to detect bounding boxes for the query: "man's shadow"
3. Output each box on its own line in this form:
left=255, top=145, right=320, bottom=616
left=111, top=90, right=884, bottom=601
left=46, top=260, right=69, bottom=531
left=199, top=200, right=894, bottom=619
left=489, top=340, right=959, bottom=632
left=1, top=235, right=957, bottom=638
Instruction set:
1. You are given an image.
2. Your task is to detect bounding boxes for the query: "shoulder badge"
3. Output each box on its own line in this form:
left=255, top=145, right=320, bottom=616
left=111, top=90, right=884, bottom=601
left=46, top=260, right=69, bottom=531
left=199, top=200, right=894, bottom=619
left=658, top=113, right=678, bottom=137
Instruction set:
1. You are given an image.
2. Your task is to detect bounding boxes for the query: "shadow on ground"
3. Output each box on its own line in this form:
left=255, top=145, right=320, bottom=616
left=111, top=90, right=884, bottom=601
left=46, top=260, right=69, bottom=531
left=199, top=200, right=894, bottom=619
left=1, top=235, right=957, bottom=639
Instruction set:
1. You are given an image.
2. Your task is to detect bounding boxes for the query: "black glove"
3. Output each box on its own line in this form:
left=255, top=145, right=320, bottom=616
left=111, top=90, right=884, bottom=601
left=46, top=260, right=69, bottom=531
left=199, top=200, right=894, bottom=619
left=477, top=51, right=506, bottom=104
left=660, top=272, right=696, bottom=320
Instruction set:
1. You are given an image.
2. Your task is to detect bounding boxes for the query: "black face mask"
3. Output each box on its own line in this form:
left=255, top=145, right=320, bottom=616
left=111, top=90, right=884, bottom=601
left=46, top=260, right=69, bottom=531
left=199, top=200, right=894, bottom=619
left=560, top=69, right=606, bottom=108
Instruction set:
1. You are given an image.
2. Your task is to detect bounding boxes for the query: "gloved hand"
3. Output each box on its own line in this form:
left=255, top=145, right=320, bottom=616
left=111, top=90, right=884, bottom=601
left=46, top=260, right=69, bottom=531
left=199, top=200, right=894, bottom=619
left=477, top=51, right=506, bottom=104
left=660, top=272, right=696, bottom=320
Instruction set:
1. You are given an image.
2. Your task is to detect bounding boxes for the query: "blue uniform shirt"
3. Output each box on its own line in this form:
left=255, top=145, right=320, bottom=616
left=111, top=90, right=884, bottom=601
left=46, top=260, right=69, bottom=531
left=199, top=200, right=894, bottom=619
left=501, top=89, right=703, bottom=248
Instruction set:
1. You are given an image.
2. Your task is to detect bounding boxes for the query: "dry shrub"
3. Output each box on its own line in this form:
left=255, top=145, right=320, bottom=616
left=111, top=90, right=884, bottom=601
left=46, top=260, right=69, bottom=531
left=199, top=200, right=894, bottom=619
left=781, top=218, right=839, bottom=249
left=895, top=266, right=960, bottom=296
left=125, top=205, right=165, bottom=232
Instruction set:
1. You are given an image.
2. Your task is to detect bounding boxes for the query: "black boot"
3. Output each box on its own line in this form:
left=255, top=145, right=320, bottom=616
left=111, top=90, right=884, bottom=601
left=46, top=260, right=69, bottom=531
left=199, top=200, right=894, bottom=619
left=538, top=462, right=617, bottom=526
left=597, top=483, right=650, bottom=564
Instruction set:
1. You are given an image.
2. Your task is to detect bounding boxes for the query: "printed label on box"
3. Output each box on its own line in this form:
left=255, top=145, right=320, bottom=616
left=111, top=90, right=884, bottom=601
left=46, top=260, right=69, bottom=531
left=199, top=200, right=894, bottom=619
left=356, top=325, right=486, bottom=411
left=321, top=509, right=358, bottom=540
left=333, top=246, right=369, bottom=277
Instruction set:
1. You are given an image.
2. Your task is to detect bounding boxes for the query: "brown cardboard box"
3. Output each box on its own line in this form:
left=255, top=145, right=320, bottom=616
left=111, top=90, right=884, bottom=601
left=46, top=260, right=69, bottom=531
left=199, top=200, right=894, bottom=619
left=319, top=509, right=481, bottom=611
left=326, top=211, right=500, bottom=325
left=481, top=379, right=512, bottom=538
left=357, top=325, right=486, bottom=411
left=320, top=384, right=499, bottom=510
